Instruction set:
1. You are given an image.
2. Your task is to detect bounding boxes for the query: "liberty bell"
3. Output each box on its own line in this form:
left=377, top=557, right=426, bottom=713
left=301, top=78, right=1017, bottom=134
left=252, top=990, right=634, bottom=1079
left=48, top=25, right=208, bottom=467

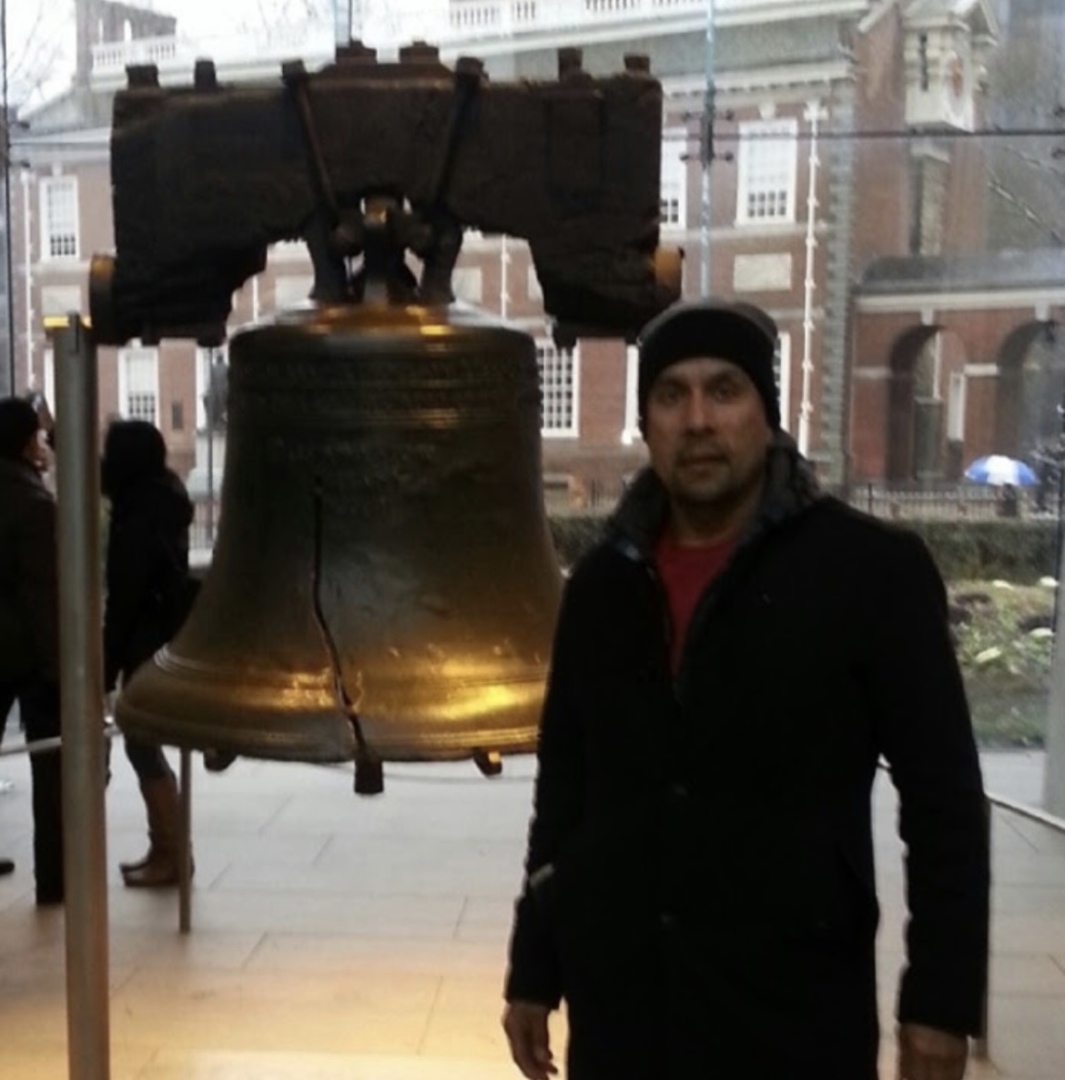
left=91, top=42, right=679, bottom=791
left=115, top=286, right=562, bottom=787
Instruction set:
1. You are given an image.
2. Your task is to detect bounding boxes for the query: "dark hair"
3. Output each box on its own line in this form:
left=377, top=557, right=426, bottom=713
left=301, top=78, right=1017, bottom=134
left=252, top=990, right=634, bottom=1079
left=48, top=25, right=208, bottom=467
left=100, top=419, right=167, bottom=500
left=0, top=397, right=41, bottom=461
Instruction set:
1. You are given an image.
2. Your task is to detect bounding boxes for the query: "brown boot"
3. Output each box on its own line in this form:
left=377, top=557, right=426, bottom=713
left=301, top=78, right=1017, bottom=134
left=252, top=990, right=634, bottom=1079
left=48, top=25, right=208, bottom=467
left=121, top=774, right=191, bottom=888
left=118, top=850, right=151, bottom=874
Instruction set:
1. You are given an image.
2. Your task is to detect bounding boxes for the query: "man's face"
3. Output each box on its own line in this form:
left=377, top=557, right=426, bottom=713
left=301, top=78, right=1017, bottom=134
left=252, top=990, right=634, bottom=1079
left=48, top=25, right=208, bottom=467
left=644, top=356, right=773, bottom=510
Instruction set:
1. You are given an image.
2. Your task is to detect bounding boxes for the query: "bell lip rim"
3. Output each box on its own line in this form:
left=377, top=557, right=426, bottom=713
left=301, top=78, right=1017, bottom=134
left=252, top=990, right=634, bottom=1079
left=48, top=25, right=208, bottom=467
left=114, top=712, right=539, bottom=763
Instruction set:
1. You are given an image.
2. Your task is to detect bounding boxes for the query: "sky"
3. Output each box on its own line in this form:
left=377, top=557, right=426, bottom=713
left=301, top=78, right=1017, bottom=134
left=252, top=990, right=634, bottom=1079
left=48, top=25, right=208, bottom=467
left=5, top=0, right=467, bottom=112
left=5, top=0, right=342, bottom=110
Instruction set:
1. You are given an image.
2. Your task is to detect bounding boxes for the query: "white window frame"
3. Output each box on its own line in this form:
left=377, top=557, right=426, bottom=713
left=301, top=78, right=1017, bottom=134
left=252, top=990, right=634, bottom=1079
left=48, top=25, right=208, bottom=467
left=775, top=332, right=792, bottom=433
left=621, top=343, right=640, bottom=445
left=117, top=344, right=160, bottom=426
left=932, top=334, right=943, bottom=401
left=42, top=348, right=56, bottom=410
left=535, top=338, right=580, bottom=438
left=39, top=176, right=80, bottom=261
left=660, top=130, right=688, bottom=230
left=196, top=345, right=228, bottom=431
left=947, top=371, right=967, bottom=442
left=736, top=118, right=799, bottom=226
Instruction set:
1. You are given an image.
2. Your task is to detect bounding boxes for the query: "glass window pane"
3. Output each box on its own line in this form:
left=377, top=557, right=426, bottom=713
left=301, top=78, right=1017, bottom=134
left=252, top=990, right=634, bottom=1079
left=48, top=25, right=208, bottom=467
left=536, top=339, right=579, bottom=437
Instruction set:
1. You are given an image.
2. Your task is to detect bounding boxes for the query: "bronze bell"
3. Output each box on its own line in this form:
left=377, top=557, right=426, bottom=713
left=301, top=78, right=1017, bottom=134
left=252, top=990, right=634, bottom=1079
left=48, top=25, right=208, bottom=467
left=115, top=300, right=563, bottom=783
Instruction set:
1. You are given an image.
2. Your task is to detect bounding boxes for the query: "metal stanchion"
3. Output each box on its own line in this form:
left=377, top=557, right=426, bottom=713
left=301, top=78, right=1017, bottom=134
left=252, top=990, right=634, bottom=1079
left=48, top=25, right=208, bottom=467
left=179, top=748, right=192, bottom=933
left=972, top=793, right=992, bottom=1062
left=54, top=314, right=110, bottom=1080
left=0, top=724, right=120, bottom=759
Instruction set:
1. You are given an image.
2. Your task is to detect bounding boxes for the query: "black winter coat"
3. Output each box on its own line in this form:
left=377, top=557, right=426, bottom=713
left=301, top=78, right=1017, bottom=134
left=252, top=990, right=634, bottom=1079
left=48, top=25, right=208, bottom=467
left=104, top=470, right=194, bottom=692
left=505, top=441, right=990, bottom=1080
left=0, top=458, right=59, bottom=682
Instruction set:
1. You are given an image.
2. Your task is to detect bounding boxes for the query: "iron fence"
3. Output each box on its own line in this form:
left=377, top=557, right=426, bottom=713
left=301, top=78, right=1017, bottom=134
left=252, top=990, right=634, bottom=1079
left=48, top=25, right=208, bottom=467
left=188, top=481, right=1054, bottom=542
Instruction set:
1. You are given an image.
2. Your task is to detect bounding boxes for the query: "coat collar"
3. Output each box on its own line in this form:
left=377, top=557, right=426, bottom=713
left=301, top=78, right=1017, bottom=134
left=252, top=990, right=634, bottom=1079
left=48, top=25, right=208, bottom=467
left=605, top=431, right=823, bottom=560
left=0, top=457, right=49, bottom=493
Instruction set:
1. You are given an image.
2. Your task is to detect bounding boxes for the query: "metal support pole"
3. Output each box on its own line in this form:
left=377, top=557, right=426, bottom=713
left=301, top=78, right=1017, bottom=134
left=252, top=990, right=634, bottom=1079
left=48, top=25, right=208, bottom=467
left=205, top=403, right=214, bottom=545
left=179, top=747, right=193, bottom=933
left=1, top=0, right=17, bottom=396
left=54, top=313, right=110, bottom=1080
left=698, top=0, right=716, bottom=298
left=972, top=794, right=991, bottom=1062
left=797, top=101, right=823, bottom=455
left=1045, top=521, right=1065, bottom=815
left=1047, top=389, right=1065, bottom=814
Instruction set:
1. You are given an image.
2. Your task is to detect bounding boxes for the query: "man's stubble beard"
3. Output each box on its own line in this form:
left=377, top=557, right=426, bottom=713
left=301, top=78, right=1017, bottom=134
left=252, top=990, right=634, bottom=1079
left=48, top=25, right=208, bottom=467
left=669, top=457, right=766, bottom=528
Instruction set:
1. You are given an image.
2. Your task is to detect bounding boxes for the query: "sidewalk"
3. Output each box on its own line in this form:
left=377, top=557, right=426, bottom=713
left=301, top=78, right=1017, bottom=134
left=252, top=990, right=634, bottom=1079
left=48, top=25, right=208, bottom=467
left=0, top=747, right=1062, bottom=1079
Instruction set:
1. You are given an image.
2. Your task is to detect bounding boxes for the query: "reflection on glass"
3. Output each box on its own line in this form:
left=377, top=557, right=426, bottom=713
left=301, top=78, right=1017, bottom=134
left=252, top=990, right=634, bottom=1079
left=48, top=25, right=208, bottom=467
left=2, top=0, right=1064, bottom=791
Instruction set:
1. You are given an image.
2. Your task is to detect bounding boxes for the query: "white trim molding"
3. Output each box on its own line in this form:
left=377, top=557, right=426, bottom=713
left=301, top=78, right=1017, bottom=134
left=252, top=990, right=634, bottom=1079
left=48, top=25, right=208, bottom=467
left=857, top=289, right=1065, bottom=315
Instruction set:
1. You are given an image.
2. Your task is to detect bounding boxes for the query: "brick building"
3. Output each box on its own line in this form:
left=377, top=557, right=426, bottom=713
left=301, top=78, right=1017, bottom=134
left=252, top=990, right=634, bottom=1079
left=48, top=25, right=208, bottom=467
left=7, top=0, right=1064, bottom=504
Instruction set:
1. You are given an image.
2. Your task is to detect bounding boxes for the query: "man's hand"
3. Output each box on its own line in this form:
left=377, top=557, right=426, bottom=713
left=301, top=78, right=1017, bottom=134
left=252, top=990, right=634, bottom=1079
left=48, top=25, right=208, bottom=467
left=897, top=1022, right=969, bottom=1080
left=502, top=1000, right=557, bottom=1080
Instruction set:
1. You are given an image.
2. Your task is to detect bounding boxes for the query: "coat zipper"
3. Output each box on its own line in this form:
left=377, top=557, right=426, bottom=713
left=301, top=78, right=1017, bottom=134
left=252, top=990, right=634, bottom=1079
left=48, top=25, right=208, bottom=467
left=638, top=558, right=676, bottom=693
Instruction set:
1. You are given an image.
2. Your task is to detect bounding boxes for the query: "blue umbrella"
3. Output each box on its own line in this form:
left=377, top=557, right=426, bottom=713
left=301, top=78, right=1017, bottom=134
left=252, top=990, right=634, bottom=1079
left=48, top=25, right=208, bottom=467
left=964, top=455, right=1038, bottom=486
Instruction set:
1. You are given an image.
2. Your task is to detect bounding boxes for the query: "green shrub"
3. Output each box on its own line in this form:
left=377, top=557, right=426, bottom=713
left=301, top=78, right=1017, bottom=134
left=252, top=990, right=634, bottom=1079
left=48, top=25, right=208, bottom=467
left=547, top=513, right=1062, bottom=584
left=905, top=519, right=1058, bottom=583
left=949, top=580, right=1055, bottom=747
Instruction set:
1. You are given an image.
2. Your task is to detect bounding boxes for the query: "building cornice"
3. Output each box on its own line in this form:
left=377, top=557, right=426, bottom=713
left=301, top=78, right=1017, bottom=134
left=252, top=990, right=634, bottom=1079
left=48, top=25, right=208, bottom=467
left=856, top=288, right=1065, bottom=314
left=12, top=128, right=111, bottom=153
left=715, top=0, right=871, bottom=26
left=662, top=60, right=854, bottom=99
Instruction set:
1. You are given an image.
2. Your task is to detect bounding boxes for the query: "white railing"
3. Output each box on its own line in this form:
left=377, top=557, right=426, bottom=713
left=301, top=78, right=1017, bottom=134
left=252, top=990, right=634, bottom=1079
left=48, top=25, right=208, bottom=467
left=442, top=0, right=703, bottom=40
left=92, top=36, right=180, bottom=72
left=91, top=27, right=336, bottom=78
left=447, top=0, right=545, bottom=35
left=91, top=0, right=710, bottom=78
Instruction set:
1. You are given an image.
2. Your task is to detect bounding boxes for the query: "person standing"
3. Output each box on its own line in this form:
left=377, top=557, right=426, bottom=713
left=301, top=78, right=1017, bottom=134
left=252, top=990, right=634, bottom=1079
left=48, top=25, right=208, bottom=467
left=502, top=300, right=990, bottom=1080
left=102, top=419, right=194, bottom=888
left=0, top=397, right=64, bottom=906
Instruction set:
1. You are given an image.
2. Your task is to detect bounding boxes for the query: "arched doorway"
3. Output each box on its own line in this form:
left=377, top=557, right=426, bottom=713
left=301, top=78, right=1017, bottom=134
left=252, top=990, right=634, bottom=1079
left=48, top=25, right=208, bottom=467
left=886, top=326, right=969, bottom=482
left=886, top=328, right=933, bottom=481
left=996, top=322, right=1063, bottom=459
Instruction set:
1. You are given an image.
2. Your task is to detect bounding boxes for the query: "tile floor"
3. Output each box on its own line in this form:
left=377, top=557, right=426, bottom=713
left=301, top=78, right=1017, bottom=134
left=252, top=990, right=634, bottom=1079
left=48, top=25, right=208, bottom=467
left=1, top=743, right=1063, bottom=1079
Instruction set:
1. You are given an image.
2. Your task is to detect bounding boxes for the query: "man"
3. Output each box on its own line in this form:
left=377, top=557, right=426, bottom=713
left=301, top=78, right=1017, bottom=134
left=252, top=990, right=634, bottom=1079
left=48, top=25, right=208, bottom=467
left=502, top=300, right=990, bottom=1080
left=0, top=396, right=64, bottom=905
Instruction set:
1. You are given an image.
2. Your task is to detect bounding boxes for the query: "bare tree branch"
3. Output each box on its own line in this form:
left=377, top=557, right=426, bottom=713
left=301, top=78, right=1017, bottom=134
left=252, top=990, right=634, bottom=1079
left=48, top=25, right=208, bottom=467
left=6, top=0, right=72, bottom=113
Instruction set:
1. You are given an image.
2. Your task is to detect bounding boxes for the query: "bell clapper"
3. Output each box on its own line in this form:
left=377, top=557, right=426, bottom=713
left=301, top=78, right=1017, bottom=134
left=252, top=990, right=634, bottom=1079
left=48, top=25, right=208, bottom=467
left=473, top=749, right=504, bottom=778
left=354, top=752, right=385, bottom=796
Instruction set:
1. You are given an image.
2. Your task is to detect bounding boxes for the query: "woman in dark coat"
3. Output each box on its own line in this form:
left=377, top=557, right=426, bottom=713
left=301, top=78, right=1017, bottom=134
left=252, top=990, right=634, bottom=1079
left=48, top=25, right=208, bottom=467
left=102, top=419, right=194, bottom=887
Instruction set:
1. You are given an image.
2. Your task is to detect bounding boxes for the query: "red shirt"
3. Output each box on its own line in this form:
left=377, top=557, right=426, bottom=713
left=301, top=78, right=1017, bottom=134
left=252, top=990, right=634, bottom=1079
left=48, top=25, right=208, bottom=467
left=653, top=531, right=736, bottom=674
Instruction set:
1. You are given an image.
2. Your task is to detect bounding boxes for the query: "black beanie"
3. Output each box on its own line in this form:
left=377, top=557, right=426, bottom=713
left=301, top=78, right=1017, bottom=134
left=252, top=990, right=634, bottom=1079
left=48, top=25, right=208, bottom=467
left=0, top=397, right=41, bottom=461
left=637, top=299, right=780, bottom=429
